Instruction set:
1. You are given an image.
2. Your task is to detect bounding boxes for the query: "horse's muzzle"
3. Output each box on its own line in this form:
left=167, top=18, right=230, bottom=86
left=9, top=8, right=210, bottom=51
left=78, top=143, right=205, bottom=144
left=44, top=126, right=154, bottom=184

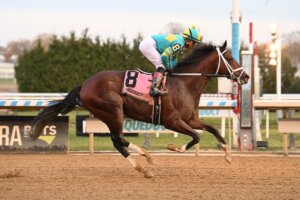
left=237, top=74, right=249, bottom=85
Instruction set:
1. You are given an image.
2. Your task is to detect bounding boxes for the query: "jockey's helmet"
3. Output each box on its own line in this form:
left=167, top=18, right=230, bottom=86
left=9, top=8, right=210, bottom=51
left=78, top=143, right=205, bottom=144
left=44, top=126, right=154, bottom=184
left=182, top=25, right=202, bottom=43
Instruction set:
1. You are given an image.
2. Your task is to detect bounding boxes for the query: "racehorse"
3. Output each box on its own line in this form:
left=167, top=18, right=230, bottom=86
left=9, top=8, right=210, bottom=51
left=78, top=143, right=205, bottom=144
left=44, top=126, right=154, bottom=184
left=31, top=41, right=249, bottom=178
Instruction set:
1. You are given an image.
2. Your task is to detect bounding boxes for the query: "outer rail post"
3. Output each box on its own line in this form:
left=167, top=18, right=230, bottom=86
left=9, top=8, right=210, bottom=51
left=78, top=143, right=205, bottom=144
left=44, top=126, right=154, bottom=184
left=195, top=143, right=200, bottom=156
left=283, top=133, right=288, bottom=156
left=89, top=114, right=94, bottom=155
left=89, top=132, right=94, bottom=155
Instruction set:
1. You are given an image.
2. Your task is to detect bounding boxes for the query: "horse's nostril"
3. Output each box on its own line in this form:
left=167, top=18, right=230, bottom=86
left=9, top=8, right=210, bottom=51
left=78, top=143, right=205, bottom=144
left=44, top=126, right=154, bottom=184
left=244, top=75, right=250, bottom=81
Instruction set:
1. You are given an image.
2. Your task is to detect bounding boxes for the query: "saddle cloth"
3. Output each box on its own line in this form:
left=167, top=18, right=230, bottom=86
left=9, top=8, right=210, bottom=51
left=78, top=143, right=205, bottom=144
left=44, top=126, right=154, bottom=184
left=121, top=69, right=166, bottom=104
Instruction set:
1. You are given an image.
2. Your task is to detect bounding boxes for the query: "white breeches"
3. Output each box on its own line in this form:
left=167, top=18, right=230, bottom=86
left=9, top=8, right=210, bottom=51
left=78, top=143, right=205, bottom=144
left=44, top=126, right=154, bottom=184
left=139, top=37, right=164, bottom=69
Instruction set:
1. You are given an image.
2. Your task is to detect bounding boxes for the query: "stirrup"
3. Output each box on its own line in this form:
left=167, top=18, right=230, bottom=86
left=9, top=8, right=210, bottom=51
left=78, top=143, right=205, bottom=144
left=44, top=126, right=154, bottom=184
left=159, top=88, right=168, bottom=96
left=150, top=87, right=167, bottom=97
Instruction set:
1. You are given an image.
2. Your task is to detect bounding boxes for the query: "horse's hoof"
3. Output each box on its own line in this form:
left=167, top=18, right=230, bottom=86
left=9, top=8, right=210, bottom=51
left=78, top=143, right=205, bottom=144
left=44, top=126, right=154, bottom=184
left=165, top=144, right=179, bottom=152
left=141, top=151, right=154, bottom=165
left=225, top=155, right=232, bottom=164
left=146, top=157, right=154, bottom=165
left=144, top=171, right=154, bottom=178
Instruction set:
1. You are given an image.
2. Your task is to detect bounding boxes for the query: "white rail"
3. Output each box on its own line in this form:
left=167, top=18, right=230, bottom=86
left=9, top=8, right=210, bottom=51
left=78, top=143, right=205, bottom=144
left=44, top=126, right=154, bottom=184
left=0, top=93, right=66, bottom=109
left=0, top=93, right=236, bottom=109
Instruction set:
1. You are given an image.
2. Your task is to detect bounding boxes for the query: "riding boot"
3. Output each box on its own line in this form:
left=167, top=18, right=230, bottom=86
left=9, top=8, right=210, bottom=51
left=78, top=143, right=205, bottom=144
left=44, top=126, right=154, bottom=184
left=150, top=67, right=168, bottom=97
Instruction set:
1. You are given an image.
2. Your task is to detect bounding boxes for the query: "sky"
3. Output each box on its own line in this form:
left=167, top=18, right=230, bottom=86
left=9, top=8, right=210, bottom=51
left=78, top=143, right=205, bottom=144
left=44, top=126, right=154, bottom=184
left=1, top=0, right=300, bottom=47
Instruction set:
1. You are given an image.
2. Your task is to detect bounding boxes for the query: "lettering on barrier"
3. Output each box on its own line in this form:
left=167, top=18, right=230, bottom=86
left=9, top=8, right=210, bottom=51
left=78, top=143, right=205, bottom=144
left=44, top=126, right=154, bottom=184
left=0, top=116, right=68, bottom=152
left=76, top=115, right=170, bottom=136
left=123, top=120, right=166, bottom=132
left=199, top=110, right=220, bottom=117
left=199, top=110, right=233, bottom=118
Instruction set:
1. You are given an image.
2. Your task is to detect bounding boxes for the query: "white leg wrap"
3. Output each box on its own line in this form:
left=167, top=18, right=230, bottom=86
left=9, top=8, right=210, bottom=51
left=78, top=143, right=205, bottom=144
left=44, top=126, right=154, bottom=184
left=126, top=155, right=137, bottom=168
left=179, top=144, right=187, bottom=152
left=128, top=143, right=144, bottom=155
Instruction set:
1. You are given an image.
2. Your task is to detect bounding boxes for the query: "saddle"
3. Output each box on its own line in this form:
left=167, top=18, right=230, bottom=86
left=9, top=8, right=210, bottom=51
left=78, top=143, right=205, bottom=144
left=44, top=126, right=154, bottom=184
left=121, top=69, right=167, bottom=125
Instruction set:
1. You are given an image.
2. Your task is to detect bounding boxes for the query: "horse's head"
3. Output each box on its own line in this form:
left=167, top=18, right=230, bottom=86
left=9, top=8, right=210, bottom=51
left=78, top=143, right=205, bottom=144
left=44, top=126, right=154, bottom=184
left=174, top=41, right=249, bottom=85
left=215, top=41, right=249, bottom=85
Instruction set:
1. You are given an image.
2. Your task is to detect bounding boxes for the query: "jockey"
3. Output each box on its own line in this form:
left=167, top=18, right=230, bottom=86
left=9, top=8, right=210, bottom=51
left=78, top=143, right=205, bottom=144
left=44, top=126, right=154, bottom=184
left=139, top=25, right=202, bottom=97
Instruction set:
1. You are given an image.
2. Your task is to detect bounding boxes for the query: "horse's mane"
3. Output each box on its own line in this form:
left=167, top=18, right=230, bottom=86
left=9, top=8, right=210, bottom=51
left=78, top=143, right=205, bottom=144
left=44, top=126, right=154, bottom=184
left=175, top=43, right=216, bottom=69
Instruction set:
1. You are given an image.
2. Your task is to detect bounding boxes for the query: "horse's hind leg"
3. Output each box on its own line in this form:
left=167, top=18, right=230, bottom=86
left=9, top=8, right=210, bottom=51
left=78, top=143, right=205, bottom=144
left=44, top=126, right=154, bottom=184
left=188, top=118, right=232, bottom=164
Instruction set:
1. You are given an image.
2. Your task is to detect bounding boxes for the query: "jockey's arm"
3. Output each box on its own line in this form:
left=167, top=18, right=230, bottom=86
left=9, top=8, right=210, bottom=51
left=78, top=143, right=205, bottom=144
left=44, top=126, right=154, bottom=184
left=161, top=43, right=181, bottom=69
left=161, top=47, right=173, bottom=69
left=169, top=56, right=177, bottom=68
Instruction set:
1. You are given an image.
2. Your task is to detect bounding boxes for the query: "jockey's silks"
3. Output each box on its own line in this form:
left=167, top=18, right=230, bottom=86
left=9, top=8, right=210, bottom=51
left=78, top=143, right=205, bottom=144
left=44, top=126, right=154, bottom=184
left=152, top=34, right=185, bottom=69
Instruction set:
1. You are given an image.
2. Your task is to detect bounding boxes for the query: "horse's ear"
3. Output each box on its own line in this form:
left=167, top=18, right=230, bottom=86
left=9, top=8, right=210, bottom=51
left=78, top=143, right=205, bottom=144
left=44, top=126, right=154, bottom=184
left=221, top=40, right=227, bottom=51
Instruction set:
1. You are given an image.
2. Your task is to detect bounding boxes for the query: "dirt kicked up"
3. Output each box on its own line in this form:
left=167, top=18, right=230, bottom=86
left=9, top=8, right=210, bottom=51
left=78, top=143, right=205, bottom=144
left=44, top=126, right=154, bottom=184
left=0, top=154, right=299, bottom=200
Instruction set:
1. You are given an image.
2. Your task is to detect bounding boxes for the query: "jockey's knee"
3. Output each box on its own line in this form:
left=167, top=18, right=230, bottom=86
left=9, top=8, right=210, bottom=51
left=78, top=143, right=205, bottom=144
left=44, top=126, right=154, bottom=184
left=156, top=66, right=166, bottom=73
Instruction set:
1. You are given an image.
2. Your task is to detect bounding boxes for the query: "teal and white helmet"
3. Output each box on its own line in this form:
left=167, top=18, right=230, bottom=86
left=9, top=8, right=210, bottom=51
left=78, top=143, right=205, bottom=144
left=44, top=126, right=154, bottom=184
left=182, top=25, right=202, bottom=43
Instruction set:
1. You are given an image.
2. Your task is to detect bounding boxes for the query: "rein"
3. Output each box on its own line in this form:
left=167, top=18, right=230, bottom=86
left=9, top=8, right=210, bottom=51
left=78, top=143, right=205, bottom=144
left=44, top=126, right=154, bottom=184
left=171, top=47, right=244, bottom=82
left=171, top=72, right=231, bottom=78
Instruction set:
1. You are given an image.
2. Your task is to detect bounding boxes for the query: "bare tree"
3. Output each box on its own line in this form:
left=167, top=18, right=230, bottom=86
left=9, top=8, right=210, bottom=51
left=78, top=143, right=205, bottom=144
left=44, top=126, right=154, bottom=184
left=165, top=22, right=185, bottom=34
left=4, top=39, right=33, bottom=61
left=2, top=34, right=55, bottom=62
left=34, top=33, right=55, bottom=51
left=282, top=31, right=300, bottom=75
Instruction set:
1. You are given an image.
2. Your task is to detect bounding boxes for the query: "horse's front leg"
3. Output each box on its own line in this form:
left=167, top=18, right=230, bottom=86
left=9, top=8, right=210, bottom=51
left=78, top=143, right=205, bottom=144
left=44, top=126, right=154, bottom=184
left=128, top=143, right=154, bottom=164
left=110, top=134, right=154, bottom=178
left=188, top=118, right=232, bottom=164
left=165, top=119, right=200, bottom=153
left=93, top=112, right=154, bottom=177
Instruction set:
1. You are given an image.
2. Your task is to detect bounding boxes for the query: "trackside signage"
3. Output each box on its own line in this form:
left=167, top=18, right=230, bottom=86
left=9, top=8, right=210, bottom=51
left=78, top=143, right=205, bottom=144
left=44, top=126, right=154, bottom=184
left=76, top=115, right=170, bottom=136
left=0, top=116, right=68, bottom=152
left=123, top=119, right=167, bottom=132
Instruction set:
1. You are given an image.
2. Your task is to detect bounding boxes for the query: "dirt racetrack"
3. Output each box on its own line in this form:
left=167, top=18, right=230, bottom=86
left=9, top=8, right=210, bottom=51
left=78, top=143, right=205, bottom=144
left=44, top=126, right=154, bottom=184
left=0, top=154, right=299, bottom=200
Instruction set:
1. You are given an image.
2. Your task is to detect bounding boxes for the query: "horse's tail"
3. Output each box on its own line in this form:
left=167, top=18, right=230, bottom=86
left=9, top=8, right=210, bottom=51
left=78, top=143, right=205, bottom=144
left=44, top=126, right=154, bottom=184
left=30, top=85, right=82, bottom=140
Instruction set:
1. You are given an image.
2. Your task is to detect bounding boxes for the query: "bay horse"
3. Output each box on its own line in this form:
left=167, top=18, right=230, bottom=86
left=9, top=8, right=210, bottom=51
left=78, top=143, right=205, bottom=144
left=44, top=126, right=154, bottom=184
left=31, top=41, right=249, bottom=178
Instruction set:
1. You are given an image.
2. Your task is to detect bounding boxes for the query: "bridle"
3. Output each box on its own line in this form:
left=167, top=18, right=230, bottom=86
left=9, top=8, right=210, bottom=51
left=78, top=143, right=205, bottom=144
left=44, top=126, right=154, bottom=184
left=215, top=47, right=245, bottom=84
left=171, top=47, right=245, bottom=84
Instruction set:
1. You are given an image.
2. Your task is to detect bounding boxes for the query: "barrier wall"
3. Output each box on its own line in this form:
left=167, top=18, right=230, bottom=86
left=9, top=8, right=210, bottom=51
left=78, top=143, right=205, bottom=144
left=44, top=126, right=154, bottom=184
left=0, top=116, right=69, bottom=152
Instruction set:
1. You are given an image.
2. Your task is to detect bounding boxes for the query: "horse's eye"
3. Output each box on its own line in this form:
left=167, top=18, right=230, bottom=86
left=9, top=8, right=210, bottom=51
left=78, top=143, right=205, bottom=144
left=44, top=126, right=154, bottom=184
left=228, top=57, right=234, bottom=62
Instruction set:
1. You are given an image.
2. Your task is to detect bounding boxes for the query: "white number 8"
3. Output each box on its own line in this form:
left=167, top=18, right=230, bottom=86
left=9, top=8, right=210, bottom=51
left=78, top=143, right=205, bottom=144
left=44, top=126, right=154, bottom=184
left=172, top=43, right=181, bottom=52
